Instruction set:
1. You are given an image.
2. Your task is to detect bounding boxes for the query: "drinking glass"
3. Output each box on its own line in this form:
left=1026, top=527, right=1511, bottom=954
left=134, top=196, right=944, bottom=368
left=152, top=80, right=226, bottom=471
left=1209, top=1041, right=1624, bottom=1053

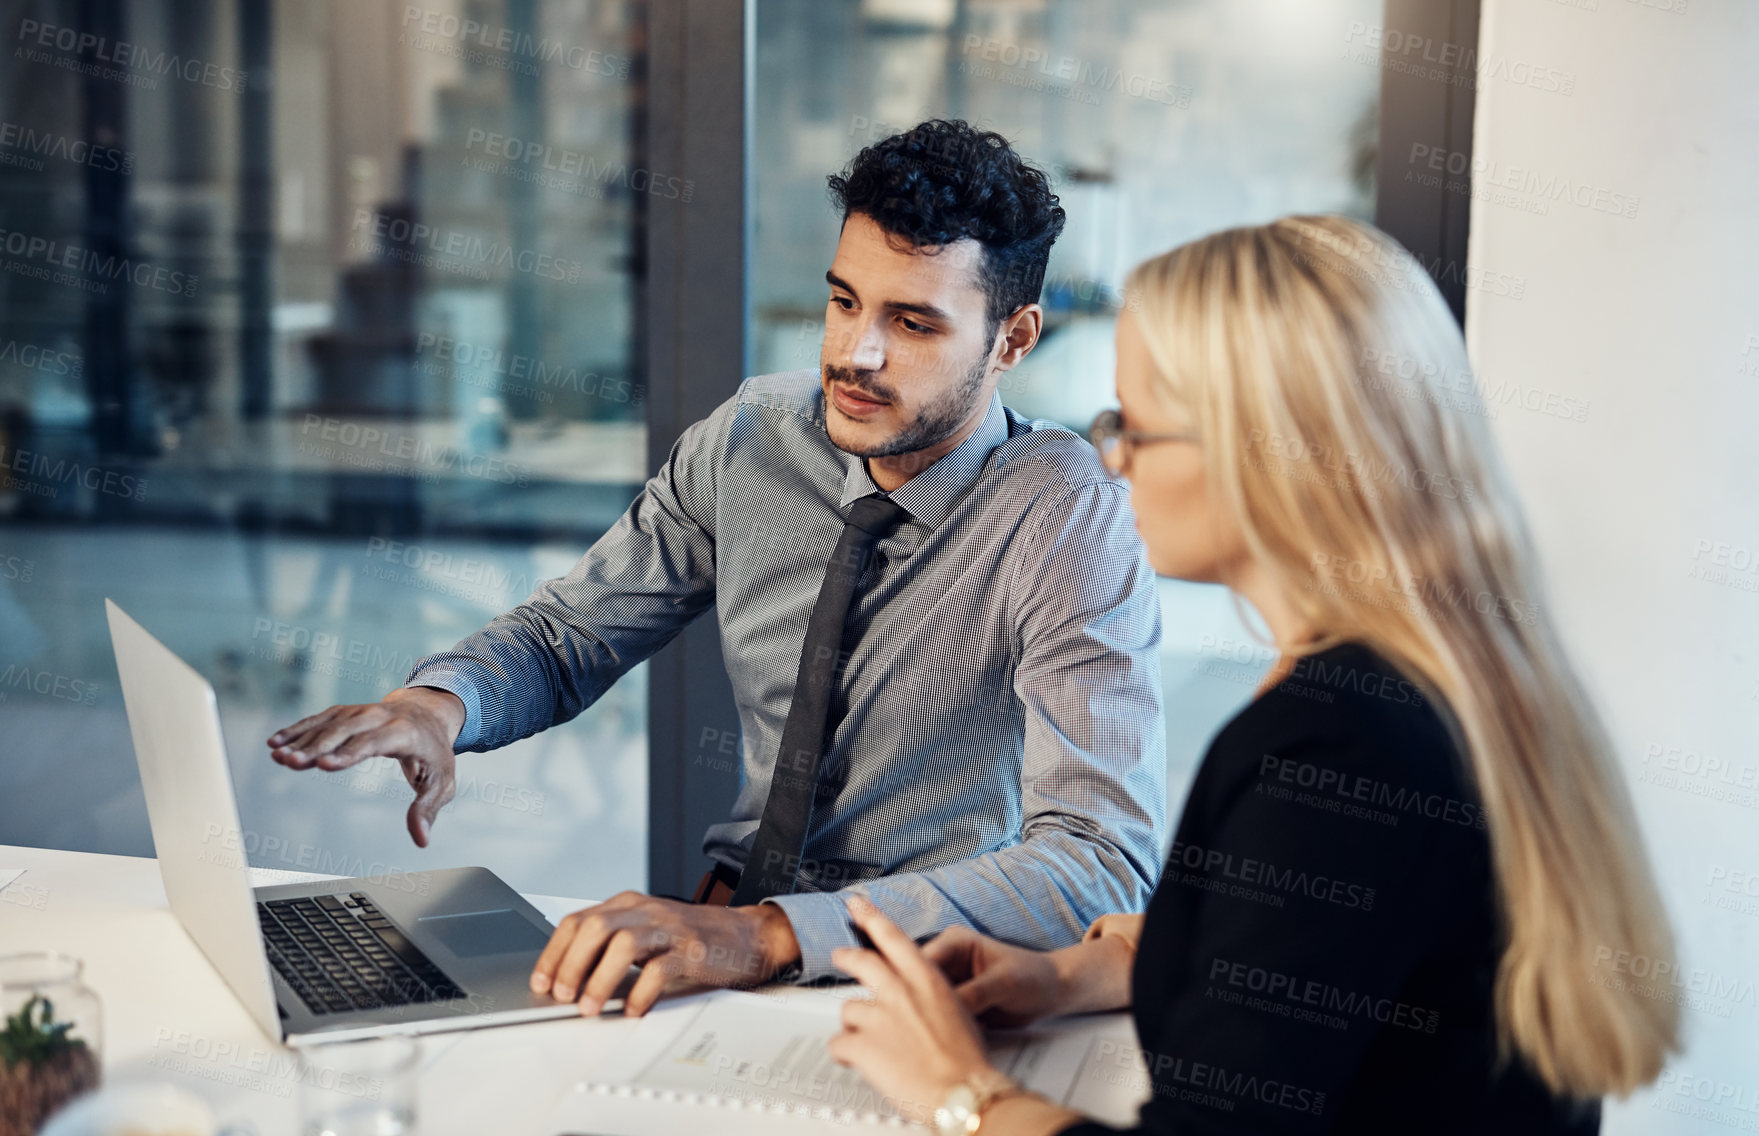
left=294, top=1035, right=418, bottom=1136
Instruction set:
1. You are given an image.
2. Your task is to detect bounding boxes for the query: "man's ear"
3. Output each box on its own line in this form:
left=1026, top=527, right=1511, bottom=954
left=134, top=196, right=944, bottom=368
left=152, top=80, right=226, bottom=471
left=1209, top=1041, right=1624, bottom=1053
left=993, top=304, right=1044, bottom=371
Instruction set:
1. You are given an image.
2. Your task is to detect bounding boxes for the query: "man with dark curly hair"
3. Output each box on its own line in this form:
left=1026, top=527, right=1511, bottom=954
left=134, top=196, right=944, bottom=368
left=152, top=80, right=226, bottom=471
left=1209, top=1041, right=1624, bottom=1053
left=267, top=119, right=1166, bottom=1014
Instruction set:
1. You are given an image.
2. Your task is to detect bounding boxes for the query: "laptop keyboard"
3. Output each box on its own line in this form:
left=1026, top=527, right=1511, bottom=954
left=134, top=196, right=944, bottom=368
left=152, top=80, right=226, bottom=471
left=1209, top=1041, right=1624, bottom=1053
left=257, top=892, right=465, bottom=1015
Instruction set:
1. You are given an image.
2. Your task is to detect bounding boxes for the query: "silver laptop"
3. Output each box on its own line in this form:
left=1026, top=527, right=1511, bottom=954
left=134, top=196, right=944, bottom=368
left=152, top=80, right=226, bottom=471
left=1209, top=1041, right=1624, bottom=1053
left=106, top=599, right=584, bottom=1044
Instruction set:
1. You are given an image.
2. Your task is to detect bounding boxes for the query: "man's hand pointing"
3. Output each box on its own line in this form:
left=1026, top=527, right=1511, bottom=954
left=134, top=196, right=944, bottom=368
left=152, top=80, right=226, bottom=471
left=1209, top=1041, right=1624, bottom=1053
left=268, top=686, right=467, bottom=847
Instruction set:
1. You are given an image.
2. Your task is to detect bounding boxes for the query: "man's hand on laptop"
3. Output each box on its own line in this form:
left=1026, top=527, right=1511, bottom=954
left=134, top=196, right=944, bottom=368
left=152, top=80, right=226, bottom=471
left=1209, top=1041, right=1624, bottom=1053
left=267, top=687, right=467, bottom=849
left=530, top=893, right=802, bottom=1017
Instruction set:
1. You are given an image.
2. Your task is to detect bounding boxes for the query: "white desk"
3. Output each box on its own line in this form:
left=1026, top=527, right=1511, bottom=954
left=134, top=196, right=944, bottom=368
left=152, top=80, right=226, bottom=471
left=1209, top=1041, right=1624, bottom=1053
left=0, top=845, right=1143, bottom=1135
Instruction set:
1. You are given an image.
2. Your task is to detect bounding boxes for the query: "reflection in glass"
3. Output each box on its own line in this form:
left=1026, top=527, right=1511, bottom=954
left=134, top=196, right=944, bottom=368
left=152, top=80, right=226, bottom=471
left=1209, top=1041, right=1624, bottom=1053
left=0, top=0, right=649, bottom=900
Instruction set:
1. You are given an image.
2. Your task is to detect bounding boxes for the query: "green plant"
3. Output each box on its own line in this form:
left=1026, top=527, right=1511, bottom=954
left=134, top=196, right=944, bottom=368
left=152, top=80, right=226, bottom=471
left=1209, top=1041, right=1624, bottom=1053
left=0, top=995, right=87, bottom=1068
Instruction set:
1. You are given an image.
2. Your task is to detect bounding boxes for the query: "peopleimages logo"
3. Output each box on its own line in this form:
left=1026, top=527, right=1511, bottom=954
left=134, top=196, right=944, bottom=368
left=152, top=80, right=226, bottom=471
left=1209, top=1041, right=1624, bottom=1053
left=1284, top=649, right=1431, bottom=705
left=349, top=210, right=583, bottom=285
left=415, top=332, right=644, bottom=407
left=297, top=414, right=531, bottom=487
left=1342, top=22, right=1576, bottom=96
left=1654, top=1070, right=1759, bottom=1121
left=1088, top=1040, right=1327, bottom=1117
left=398, top=6, right=631, bottom=77
left=196, top=823, right=433, bottom=897
left=1257, top=754, right=1488, bottom=830
left=0, top=336, right=79, bottom=377
left=16, top=19, right=248, bottom=92
left=1307, top=551, right=1541, bottom=630
left=248, top=618, right=419, bottom=678
left=1591, top=945, right=1757, bottom=1017
left=1166, top=841, right=1377, bottom=911
left=0, top=121, right=132, bottom=173
left=150, top=1027, right=385, bottom=1101
left=958, top=35, right=1192, bottom=107
left=0, top=226, right=199, bottom=296
left=1703, top=864, right=1759, bottom=919
left=0, top=665, right=98, bottom=705
left=1361, top=347, right=1591, bottom=424
left=1206, top=956, right=1440, bottom=1034
left=1405, top=143, right=1639, bottom=220
left=0, top=442, right=148, bottom=501
left=1246, top=426, right=1479, bottom=503
left=361, top=536, right=538, bottom=603
left=1688, top=537, right=1759, bottom=594
left=463, top=129, right=694, bottom=202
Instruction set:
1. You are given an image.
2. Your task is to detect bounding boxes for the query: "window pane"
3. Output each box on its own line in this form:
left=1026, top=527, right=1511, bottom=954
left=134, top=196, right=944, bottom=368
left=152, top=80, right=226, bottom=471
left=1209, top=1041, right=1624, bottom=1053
left=751, top=0, right=1380, bottom=827
left=0, top=0, right=648, bottom=900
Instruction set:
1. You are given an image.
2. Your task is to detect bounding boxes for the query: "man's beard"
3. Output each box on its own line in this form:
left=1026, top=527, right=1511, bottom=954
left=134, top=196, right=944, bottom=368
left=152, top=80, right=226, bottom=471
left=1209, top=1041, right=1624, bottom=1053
left=822, top=349, right=991, bottom=459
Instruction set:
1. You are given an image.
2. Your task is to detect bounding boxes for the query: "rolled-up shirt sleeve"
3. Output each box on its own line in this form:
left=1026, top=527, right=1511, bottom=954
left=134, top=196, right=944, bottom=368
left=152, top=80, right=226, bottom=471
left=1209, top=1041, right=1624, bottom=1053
left=769, top=480, right=1167, bottom=981
left=402, top=395, right=730, bottom=752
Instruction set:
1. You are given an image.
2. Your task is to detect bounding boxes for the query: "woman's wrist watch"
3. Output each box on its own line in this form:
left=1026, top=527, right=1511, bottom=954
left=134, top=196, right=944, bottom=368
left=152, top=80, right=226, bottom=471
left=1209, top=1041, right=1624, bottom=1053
left=934, top=1069, right=1030, bottom=1135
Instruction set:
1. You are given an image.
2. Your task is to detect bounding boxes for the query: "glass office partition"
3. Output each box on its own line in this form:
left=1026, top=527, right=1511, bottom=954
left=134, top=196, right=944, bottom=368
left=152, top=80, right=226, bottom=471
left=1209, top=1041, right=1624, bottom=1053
left=750, top=0, right=1382, bottom=827
left=0, top=0, right=648, bottom=900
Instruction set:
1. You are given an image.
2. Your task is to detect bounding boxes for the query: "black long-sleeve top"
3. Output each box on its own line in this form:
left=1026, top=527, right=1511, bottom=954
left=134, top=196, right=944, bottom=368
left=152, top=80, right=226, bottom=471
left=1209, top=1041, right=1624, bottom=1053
left=1061, top=642, right=1600, bottom=1135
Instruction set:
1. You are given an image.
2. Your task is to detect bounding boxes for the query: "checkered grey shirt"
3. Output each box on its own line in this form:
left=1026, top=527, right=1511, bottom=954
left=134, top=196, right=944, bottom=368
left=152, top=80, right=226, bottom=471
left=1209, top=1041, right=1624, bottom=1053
left=405, top=370, right=1166, bottom=981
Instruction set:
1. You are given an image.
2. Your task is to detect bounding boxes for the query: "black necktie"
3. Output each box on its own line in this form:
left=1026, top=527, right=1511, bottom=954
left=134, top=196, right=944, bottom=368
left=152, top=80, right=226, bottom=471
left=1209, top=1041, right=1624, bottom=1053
left=730, top=494, right=910, bottom=905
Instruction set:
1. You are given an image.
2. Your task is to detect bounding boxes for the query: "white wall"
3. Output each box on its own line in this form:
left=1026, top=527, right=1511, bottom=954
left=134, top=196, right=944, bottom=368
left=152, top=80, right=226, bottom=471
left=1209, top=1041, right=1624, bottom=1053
left=1466, top=1, right=1759, bottom=1131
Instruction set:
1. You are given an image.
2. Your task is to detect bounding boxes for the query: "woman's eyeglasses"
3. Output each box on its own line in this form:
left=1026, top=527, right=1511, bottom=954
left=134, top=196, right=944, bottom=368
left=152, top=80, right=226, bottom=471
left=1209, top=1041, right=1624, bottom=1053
left=1087, top=409, right=1198, bottom=476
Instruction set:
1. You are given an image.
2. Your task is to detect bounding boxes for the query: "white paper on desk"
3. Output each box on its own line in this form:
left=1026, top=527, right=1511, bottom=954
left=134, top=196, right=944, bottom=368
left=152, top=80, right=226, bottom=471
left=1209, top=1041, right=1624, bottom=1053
left=1060, top=1017, right=1154, bottom=1127
left=558, top=995, right=1118, bottom=1128
left=614, top=998, right=907, bottom=1122
left=0, top=869, right=25, bottom=893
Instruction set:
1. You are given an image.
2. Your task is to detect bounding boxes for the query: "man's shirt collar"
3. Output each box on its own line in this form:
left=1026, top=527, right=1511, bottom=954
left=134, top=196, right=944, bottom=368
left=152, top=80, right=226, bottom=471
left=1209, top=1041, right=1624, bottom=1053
left=838, top=392, right=1008, bottom=531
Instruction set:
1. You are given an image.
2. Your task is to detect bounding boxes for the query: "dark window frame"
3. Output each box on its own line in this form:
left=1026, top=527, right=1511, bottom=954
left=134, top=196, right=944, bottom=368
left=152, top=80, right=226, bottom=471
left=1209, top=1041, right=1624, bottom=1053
left=641, top=0, right=752, bottom=898
left=1373, top=0, right=1482, bottom=326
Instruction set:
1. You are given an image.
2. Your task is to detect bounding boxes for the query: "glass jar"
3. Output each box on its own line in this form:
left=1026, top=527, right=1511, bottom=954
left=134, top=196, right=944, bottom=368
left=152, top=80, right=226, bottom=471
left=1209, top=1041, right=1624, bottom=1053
left=0, top=953, right=103, bottom=1136
left=295, top=1034, right=419, bottom=1136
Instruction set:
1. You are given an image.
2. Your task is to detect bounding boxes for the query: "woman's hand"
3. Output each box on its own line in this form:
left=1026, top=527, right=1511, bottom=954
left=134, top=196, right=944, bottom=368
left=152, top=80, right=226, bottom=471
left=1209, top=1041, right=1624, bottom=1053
left=1083, top=912, right=1145, bottom=953
left=827, top=896, right=1003, bottom=1121
left=923, top=925, right=1068, bottom=1029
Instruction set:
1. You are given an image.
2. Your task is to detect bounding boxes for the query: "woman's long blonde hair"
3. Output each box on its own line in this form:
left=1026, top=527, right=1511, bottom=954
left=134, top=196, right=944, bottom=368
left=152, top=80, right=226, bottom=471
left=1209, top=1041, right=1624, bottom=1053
left=1125, top=215, right=1678, bottom=1097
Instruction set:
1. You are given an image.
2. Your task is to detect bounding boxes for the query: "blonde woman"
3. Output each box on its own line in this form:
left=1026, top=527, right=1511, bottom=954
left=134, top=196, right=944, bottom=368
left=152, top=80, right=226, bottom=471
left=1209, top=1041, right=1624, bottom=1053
left=826, top=215, right=1678, bottom=1135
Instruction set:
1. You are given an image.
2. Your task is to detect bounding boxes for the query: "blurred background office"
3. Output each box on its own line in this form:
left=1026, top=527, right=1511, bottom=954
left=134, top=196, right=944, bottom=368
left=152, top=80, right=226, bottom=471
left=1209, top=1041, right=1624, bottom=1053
left=1, top=3, right=1754, bottom=1132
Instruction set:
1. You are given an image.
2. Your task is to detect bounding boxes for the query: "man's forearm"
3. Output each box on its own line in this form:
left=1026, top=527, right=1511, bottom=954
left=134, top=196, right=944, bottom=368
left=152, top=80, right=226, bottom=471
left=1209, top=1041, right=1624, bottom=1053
left=752, top=902, right=802, bottom=978
left=399, top=605, right=625, bottom=751
left=399, top=400, right=728, bottom=753
left=768, top=831, right=1156, bottom=983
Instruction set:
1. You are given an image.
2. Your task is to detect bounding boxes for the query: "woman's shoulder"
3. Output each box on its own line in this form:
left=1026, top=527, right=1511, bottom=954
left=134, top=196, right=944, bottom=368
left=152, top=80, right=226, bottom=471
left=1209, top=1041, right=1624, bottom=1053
left=1200, top=640, right=1479, bottom=816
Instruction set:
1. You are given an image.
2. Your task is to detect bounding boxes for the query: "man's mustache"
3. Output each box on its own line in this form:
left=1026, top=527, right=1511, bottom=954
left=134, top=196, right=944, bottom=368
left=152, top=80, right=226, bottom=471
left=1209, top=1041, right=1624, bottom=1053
left=822, top=364, right=898, bottom=404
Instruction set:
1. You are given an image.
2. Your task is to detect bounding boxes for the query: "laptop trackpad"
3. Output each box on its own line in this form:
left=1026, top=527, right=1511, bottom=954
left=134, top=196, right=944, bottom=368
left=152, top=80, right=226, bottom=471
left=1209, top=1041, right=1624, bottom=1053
left=418, top=908, right=551, bottom=957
